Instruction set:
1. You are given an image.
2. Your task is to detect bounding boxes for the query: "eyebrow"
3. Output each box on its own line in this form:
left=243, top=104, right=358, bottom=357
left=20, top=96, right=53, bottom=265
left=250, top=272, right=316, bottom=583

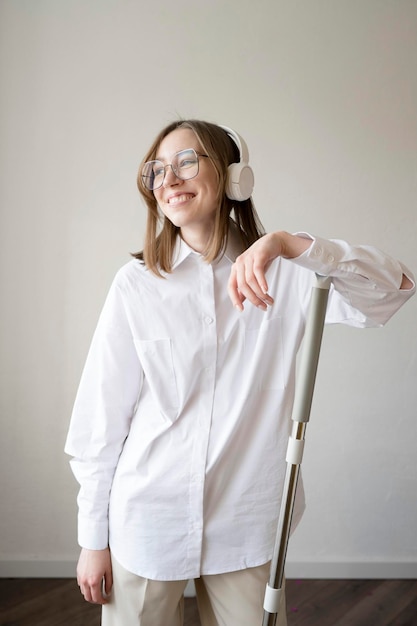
left=154, top=147, right=196, bottom=162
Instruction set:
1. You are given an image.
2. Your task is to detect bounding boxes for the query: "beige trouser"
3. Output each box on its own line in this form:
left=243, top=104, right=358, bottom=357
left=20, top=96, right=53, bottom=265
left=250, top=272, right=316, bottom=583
left=102, top=555, right=287, bottom=626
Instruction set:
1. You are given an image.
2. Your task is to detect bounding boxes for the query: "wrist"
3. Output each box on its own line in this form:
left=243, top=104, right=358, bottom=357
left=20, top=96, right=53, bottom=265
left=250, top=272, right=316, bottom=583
left=273, top=231, right=311, bottom=259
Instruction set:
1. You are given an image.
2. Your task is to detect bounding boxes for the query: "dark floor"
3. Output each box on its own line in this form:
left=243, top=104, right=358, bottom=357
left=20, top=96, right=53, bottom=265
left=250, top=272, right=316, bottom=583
left=0, top=578, right=416, bottom=625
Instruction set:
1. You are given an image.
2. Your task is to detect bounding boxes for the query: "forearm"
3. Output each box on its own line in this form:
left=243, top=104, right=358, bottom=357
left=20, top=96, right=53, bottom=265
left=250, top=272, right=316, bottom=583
left=69, top=456, right=115, bottom=550
left=290, top=233, right=415, bottom=326
left=290, top=233, right=415, bottom=291
left=228, top=230, right=415, bottom=319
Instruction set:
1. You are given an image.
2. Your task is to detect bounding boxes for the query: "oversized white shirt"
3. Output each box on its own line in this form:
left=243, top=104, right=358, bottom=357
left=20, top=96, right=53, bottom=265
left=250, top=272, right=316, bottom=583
left=65, top=230, right=414, bottom=580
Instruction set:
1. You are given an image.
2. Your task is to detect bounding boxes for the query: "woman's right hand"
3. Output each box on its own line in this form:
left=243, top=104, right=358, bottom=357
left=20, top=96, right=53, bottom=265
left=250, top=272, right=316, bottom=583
left=77, top=547, right=113, bottom=604
left=228, top=231, right=312, bottom=311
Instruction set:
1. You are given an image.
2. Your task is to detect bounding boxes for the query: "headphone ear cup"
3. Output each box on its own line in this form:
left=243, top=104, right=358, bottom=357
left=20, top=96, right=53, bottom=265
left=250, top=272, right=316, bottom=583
left=225, top=162, right=255, bottom=201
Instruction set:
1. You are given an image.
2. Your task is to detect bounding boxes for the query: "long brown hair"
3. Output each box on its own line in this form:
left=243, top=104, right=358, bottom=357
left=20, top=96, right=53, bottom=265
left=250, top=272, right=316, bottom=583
left=133, top=119, right=265, bottom=276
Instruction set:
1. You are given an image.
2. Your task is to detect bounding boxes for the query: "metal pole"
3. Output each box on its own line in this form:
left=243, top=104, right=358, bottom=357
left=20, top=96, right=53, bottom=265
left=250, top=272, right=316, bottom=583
left=262, top=275, right=331, bottom=625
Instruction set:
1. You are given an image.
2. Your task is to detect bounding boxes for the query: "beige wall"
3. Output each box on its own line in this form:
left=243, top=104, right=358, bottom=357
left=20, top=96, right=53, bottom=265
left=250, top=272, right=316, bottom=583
left=0, top=0, right=416, bottom=578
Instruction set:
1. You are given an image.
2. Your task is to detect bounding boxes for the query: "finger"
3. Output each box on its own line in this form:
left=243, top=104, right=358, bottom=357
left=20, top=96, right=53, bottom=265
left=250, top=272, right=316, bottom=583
left=80, top=581, right=107, bottom=605
left=91, top=579, right=108, bottom=604
left=228, top=265, right=246, bottom=311
left=80, top=584, right=93, bottom=603
left=235, top=259, right=271, bottom=310
left=252, top=259, right=274, bottom=301
left=234, top=264, right=263, bottom=309
left=103, top=573, right=113, bottom=598
left=238, top=283, right=267, bottom=310
left=250, top=260, right=269, bottom=296
left=244, top=270, right=274, bottom=306
left=241, top=256, right=274, bottom=304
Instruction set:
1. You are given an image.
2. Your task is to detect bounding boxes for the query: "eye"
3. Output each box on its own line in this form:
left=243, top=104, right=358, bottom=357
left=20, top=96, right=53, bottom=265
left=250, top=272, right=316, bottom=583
left=176, top=150, right=198, bottom=169
left=152, top=165, right=165, bottom=177
left=178, top=158, right=196, bottom=168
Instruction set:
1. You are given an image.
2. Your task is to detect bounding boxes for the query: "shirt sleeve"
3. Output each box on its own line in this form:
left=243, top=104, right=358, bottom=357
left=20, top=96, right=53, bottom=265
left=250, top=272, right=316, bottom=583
left=64, top=271, right=143, bottom=549
left=291, top=233, right=415, bottom=327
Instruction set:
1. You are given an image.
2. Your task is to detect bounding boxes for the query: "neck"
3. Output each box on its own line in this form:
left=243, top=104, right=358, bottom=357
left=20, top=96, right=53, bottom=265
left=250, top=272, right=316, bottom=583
left=180, top=227, right=211, bottom=254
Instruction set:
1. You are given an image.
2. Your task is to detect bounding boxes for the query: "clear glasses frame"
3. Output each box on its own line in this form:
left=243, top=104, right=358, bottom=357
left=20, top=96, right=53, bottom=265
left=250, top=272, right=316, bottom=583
left=141, top=148, right=209, bottom=191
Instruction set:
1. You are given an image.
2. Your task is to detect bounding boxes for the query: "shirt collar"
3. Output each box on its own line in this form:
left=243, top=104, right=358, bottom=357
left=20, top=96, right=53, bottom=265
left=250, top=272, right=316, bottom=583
left=171, top=238, right=195, bottom=270
left=171, top=222, right=244, bottom=271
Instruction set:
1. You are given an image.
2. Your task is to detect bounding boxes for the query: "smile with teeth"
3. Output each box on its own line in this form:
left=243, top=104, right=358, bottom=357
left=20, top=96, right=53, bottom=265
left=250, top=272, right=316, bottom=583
left=168, top=194, right=195, bottom=205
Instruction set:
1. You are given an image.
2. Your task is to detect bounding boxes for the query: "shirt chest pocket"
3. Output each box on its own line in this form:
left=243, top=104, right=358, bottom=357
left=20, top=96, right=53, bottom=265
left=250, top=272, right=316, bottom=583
left=244, top=316, right=286, bottom=391
left=134, top=338, right=180, bottom=422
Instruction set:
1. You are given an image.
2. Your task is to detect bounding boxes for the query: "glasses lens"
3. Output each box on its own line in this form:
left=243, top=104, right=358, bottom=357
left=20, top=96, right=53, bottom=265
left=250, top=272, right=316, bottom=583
left=141, top=149, right=200, bottom=191
left=172, top=149, right=199, bottom=181
left=142, top=160, right=164, bottom=190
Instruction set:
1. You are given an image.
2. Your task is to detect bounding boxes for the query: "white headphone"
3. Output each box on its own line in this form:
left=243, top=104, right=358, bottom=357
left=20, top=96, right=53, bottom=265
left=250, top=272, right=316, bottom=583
left=220, top=125, right=255, bottom=201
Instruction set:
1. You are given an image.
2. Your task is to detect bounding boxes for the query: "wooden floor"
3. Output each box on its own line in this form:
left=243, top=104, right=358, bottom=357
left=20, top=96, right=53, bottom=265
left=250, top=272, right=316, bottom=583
left=0, top=578, right=416, bottom=625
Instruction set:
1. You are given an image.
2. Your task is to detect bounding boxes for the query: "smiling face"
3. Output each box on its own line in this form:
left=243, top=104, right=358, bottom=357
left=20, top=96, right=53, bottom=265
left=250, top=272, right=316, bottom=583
left=153, top=128, right=220, bottom=252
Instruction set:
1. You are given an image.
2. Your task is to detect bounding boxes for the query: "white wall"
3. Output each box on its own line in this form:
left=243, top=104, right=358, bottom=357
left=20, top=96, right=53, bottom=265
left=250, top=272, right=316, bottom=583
left=0, top=0, right=416, bottom=579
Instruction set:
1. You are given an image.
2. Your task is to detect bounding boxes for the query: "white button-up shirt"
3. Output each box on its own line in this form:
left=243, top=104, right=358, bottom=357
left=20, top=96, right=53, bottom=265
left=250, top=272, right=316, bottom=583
left=65, top=230, right=414, bottom=580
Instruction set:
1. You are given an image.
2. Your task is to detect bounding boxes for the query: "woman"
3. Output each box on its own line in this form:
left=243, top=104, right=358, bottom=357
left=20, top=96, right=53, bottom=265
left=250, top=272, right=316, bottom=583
left=65, top=120, right=414, bottom=626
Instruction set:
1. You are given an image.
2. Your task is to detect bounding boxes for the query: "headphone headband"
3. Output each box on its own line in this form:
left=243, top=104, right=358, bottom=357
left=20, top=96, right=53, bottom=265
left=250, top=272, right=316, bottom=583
left=219, top=125, right=254, bottom=201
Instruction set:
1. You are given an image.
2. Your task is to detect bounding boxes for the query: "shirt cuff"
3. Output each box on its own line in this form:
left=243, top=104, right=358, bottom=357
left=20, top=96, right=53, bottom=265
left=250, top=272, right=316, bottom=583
left=291, top=232, right=342, bottom=275
left=78, top=517, right=109, bottom=551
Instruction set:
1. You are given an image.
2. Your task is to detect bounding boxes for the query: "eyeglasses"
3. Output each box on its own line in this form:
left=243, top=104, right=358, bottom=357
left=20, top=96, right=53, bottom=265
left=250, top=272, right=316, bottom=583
left=141, top=148, right=209, bottom=191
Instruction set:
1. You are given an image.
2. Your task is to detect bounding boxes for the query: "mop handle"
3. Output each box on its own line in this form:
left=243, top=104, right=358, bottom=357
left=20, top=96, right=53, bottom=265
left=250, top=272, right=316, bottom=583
left=262, top=274, right=331, bottom=626
left=292, top=274, right=332, bottom=423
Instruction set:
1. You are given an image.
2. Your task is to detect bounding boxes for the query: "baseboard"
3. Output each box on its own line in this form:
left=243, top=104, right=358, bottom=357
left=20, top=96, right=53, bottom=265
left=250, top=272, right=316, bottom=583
left=0, top=560, right=416, bottom=581
left=0, top=560, right=77, bottom=578
left=284, top=561, right=417, bottom=579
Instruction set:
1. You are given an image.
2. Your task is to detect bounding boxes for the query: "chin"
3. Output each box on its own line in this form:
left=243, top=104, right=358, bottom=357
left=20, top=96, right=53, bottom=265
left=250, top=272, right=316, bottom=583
left=164, top=216, right=185, bottom=228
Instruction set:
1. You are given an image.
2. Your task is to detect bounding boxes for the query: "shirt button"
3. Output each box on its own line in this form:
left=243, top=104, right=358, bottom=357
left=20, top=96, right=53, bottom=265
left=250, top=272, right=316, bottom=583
left=314, top=247, right=323, bottom=257
left=327, top=254, right=335, bottom=263
left=204, top=316, right=213, bottom=324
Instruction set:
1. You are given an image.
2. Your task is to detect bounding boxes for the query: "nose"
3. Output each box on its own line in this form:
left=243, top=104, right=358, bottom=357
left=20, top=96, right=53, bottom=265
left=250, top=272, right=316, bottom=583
left=162, top=165, right=181, bottom=187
